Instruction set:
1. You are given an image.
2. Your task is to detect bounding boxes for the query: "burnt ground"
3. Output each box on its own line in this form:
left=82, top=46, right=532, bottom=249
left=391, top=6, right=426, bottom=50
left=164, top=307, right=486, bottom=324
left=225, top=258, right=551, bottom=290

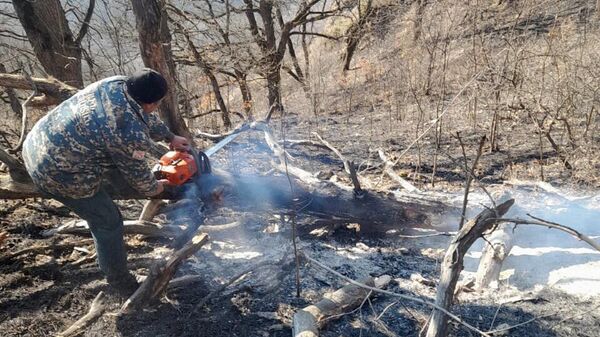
left=2, top=108, right=600, bottom=337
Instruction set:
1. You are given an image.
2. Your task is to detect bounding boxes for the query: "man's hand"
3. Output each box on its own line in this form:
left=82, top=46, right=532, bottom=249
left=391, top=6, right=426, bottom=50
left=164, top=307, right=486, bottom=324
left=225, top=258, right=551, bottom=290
left=170, top=135, right=190, bottom=151
left=153, top=179, right=172, bottom=196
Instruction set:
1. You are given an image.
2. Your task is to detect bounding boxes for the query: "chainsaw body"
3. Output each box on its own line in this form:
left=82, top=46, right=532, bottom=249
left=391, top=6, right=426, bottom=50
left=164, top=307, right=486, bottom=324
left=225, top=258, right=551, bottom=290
left=152, top=151, right=198, bottom=185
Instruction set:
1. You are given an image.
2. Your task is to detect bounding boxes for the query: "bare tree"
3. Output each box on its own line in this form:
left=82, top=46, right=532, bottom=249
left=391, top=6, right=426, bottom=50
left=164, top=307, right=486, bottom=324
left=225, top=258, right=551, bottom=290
left=242, top=0, right=335, bottom=120
left=342, top=0, right=374, bottom=72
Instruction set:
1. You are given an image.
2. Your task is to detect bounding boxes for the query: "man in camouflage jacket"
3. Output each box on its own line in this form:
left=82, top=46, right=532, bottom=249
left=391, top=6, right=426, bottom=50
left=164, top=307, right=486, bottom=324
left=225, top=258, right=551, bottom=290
left=22, top=69, right=189, bottom=293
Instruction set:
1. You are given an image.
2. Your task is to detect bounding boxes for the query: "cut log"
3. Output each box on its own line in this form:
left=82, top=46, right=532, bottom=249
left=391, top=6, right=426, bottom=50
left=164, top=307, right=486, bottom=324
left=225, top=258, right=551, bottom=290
left=292, top=275, right=391, bottom=337
left=475, top=225, right=515, bottom=289
left=41, top=220, right=184, bottom=238
left=56, top=291, right=107, bottom=337
left=120, top=233, right=209, bottom=313
left=425, top=199, right=514, bottom=337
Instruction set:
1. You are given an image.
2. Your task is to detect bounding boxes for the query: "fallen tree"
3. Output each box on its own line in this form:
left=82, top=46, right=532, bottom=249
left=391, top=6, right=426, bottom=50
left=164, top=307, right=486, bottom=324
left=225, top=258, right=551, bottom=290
left=1, top=171, right=440, bottom=232
left=0, top=124, right=450, bottom=232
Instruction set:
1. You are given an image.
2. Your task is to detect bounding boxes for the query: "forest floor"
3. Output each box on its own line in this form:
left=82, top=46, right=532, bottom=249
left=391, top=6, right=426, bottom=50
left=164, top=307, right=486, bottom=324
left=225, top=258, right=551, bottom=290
left=1, top=107, right=600, bottom=337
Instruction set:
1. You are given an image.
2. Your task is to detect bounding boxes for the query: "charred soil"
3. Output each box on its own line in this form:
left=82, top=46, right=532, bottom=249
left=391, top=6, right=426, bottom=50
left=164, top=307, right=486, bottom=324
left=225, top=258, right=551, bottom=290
left=2, top=107, right=600, bottom=337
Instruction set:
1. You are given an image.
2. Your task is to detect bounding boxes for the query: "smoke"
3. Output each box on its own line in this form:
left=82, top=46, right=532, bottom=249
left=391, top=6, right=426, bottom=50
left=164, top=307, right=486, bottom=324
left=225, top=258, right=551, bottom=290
left=180, top=144, right=294, bottom=282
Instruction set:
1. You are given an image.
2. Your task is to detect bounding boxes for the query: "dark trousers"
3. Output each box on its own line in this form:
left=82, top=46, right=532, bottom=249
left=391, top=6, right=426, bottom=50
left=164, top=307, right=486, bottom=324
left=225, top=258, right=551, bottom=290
left=50, top=189, right=129, bottom=279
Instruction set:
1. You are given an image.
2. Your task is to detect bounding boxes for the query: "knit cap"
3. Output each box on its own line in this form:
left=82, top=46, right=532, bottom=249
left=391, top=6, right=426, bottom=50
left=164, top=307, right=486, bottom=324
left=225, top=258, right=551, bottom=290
left=126, top=68, right=168, bottom=104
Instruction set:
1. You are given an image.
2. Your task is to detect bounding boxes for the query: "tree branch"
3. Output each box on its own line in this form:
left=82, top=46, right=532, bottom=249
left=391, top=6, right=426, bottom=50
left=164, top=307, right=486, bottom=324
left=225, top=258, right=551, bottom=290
left=496, top=216, right=600, bottom=252
left=0, top=73, right=76, bottom=103
left=289, top=31, right=340, bottom=40
left=75, top=0, right=96, bottom=45
left=12, top=68, right=38, bottom=153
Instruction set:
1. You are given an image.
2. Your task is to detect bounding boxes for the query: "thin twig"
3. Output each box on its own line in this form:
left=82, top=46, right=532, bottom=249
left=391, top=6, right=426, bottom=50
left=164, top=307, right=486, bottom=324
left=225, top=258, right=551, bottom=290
left=395, top=232, right=455, bottom=239
left=495, top=217, right=600, bottom=252
left=487, top=310, right=557, bottom=335
left=489, top=304, right=503, bottom=330
left=12, top=66, right=38, bottom=153
left=376, top=300, right=400, bottom=320
left=550, top=302, right=600, bottom=329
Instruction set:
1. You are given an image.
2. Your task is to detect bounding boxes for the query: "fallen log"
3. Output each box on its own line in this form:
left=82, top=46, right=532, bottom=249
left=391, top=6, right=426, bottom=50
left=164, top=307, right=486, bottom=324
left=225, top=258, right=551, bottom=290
left=41, top=220, right=184, bottom=238
left=292, top=275, right=392, bottom=337
left=425, top=199, right=514, bottom=337
left=203, top=170, right=441, bottom=233
left=1, top=122, right=450, bottom=233
left=56, top=291, right=107, bottom=337
left=120, top=232, right=209, bottom=313
left=1, top=167, right=447, bottom=233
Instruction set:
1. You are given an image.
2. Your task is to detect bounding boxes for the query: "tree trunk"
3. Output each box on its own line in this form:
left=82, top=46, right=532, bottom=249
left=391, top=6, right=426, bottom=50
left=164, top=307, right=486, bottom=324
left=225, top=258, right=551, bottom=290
left=413, top=0, right=426, bottom=41
left=182, top=32, right=231, bottom=128
left=475, top=225, right=515, bottom=289
left=235, top=71, right=253, bottom=120
left=426, top=199, right=514, bottom=337
left=12, top=0, right=83, bottom=88
left=131, top=0, right=192, bottom=140
left=265, top=70, right=283, bottom=120
left=343, top=0, right=374, bottom=72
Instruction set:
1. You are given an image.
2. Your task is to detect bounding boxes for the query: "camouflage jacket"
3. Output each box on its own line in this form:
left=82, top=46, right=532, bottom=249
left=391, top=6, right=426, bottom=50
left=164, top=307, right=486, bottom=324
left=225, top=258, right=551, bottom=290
left=22, top=76, right=174, bottom=199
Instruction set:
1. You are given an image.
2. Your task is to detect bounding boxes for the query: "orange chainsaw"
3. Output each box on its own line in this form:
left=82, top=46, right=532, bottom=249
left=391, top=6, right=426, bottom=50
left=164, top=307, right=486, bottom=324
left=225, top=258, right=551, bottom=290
left=152, top=149, right=211, bottom=185
left=153, top=132, right=240, bottom=187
